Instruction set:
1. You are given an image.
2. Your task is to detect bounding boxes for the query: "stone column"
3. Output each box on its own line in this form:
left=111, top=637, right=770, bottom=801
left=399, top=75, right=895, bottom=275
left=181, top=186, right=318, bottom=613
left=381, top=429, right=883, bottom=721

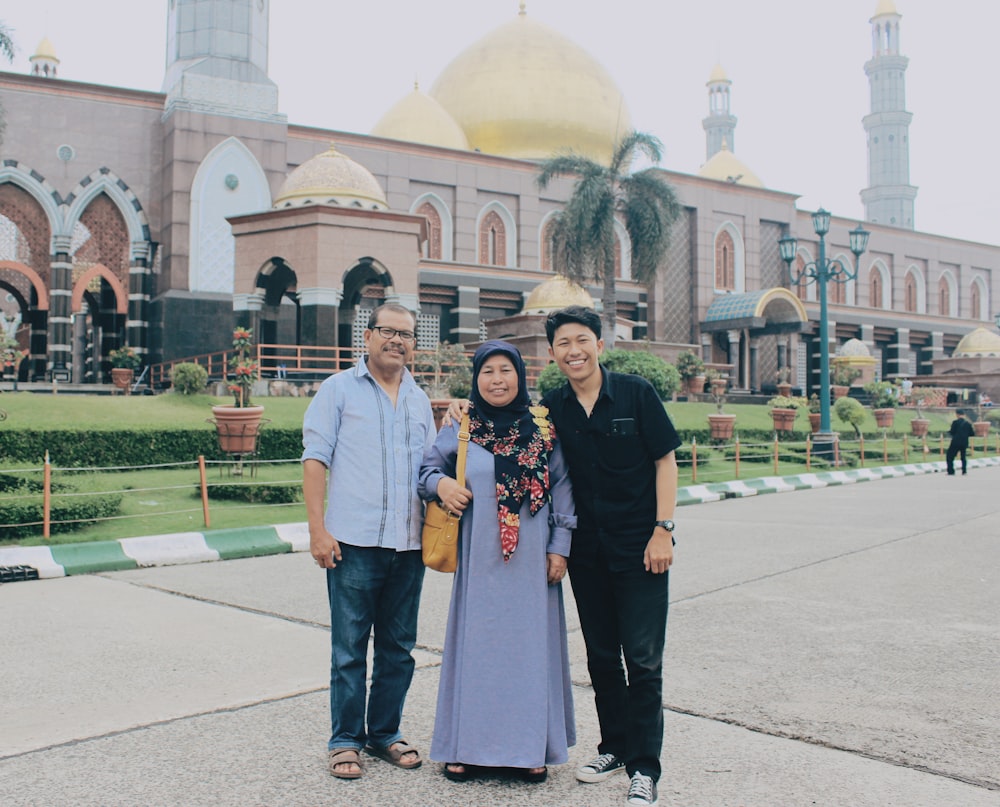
left=749, top=338, right=760, bottom=392
left=47, top=234, right=73, bottom=381
left=889, top=326, right=911, bottom=378
left=298, top=287, right=341, bottom=354
left=450, top=286, right=481, bottom=344
left=128, top=241, right=152, bottom=363
left=727, top=329, right=741, bottom=389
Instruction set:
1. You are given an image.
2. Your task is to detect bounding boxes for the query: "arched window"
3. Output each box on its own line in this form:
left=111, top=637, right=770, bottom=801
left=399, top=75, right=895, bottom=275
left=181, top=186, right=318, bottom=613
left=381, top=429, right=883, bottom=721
left=478, top=207, right=512, bottom=267
left=714, top=229, right=735, bottom=290
left=416, top=201, right=442, bottom=260
left=938, top=277, right=950, bottom=316
left=905, top=274, right=917, bottom=313
left=971, top=282, right=982, bottom=320
left=870, top=268, right=882, bottom=309
left=795, top=255, right=809, bottom=302
left=829, top=278, right=846, bottom=305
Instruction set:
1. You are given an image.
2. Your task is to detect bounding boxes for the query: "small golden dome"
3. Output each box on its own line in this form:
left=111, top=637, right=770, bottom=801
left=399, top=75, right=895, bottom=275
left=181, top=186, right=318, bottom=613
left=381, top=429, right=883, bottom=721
left=523, top=275, right=594, bottom=315
left=274, top=145, right=388, bottom=210
left=31, top=37, right=60, bottom=63
left=697, top=140, right=764, bottom=187
left=872, top=0, right=898, bottom=18
left=953, top=327, right=1000, bottom=357
left=371, top=85, right=470, bottom=151
left=837, top=338, right=872, bottom=358
left=707, top=63, right=729, bottom=85
left=430, top=9, right=631, bottom=163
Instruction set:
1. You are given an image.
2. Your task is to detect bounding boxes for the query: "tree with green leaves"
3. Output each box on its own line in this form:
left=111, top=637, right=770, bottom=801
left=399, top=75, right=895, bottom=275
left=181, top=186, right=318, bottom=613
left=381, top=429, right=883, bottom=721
left=536, top=130, right=681, bottom=349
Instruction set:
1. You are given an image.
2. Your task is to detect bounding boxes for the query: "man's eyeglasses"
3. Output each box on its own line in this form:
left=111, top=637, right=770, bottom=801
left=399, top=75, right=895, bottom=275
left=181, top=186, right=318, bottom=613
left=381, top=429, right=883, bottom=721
left=371, top=326, right=416, bottom=342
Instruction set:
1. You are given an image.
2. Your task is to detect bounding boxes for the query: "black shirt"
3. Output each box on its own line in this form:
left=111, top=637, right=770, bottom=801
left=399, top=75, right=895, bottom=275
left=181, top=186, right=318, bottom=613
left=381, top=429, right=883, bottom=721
left=542, top=368, right=681, bottom=563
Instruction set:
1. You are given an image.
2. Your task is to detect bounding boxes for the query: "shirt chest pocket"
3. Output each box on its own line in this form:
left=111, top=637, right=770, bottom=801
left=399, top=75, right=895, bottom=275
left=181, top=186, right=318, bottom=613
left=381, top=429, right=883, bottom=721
left=598, top=432, right=644, bottom=471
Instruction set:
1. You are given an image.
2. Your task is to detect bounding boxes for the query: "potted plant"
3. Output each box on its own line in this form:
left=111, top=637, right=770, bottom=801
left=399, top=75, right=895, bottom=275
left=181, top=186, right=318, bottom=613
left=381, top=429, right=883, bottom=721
left=909, top=388, right=930, bottom=437
left=864, top=380, right=898, bottom=429
left=831, top=364, right=860, bottom=399
left=807, top=393, right=822, bottom=433
left=210, top=327, right=265, bottom=454
left=676, top=351, right=706, bottom=396
left=973, top=402, right=991, bottom=438
left=775, top=366, right=793, bottom=398
left=706, top=378, right=736, bottom=441
left=706, top=367, right=729, bottom=397
left=108, top=346, right=141, bottom=393
left=767, top=394, right=803, bottom=432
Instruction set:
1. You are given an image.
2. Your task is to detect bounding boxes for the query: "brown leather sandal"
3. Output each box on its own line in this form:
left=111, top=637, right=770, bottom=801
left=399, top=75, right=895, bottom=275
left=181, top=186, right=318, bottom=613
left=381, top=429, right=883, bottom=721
left=364, top=740, right=422, bottom=770
left=328, top=747, right=364, bottom=779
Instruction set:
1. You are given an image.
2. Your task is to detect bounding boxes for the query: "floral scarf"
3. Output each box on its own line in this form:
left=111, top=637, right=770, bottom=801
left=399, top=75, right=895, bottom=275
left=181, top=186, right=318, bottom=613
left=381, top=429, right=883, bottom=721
left=468, top=341, right=555, bottom=562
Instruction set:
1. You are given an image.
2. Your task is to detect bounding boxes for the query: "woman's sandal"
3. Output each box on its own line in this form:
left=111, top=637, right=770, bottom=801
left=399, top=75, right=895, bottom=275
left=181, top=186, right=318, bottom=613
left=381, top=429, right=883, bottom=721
left=328, top=747, right=364, bottom=779
left=521, top=766, right=548, bottom=783
left=443, top=763, right=470, bottom=782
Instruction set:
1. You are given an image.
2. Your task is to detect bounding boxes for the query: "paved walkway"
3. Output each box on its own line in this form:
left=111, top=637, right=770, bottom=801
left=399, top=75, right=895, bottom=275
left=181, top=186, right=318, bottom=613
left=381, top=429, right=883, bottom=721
left=1, top=462, right=998, bottom=806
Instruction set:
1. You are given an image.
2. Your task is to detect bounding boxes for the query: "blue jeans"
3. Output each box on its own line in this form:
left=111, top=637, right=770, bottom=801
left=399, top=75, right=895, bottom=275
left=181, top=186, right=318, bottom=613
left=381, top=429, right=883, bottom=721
left=326, top=543, right=425, bottom=751
left=569, top=545, right=669, bottom=781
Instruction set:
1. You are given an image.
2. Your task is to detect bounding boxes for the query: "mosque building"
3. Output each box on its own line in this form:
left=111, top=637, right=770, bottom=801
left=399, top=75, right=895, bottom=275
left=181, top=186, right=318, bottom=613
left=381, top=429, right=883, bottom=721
left=0, top=0, right=997, bottom=397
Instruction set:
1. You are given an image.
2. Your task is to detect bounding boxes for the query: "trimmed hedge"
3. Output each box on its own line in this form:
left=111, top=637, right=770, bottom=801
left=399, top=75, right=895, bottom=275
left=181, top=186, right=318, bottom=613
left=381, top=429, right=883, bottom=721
left=0, top=428, right=304, bottom=467
left=0, top=474, right=123, bottom=539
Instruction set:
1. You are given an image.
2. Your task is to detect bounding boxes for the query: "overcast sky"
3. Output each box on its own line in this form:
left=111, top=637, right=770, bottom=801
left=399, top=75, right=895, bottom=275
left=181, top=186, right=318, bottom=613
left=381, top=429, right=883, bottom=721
left=3, top=0, right=997, bottom=245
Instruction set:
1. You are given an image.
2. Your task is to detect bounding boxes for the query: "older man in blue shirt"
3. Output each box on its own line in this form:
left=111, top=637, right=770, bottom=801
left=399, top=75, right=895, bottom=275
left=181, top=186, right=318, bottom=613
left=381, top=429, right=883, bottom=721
left=302, top=303, right=436, bottom=780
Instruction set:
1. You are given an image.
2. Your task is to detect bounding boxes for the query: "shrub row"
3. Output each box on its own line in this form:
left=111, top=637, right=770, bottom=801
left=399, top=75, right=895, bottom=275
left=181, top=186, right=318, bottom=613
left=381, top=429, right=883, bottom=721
left=0, top=483, right=123, bottom=540
left=0, top=428, right=304, bottom=467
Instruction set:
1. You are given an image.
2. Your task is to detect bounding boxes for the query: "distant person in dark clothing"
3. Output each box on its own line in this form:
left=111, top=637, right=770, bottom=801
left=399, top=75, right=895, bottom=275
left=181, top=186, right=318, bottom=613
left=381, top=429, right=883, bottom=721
left=946, top=409, right=976, bottom=476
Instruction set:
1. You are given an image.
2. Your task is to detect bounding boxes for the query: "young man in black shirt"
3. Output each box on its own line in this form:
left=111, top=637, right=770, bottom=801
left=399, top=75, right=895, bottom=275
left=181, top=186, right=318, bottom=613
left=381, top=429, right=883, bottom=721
left=542, top=306, right=681, bottom=807
left=946, top=408, right=976, bottom=475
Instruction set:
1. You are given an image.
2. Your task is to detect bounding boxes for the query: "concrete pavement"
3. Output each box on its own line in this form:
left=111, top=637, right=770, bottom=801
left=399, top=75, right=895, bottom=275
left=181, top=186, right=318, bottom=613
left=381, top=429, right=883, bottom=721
left=1, top=465, right=998, bottom=806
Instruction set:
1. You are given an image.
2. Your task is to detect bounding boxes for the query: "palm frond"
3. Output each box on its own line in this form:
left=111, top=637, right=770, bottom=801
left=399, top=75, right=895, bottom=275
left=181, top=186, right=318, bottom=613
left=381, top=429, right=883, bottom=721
left=621, top=170, right=682, bottom=282
left=0, top=23, right=15, bottom=63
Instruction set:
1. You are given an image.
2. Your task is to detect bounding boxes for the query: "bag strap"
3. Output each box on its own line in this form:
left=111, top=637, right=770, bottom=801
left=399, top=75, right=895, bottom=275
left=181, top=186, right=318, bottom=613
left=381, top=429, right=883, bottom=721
left=455, top=414, right=471, bottom=487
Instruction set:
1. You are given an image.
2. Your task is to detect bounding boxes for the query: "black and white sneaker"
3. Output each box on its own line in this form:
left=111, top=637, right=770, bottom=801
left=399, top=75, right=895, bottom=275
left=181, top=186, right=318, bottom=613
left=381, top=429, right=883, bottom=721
left=626, top=771, right=658, bottom=806
left=576, top=752, right=625, bottom=783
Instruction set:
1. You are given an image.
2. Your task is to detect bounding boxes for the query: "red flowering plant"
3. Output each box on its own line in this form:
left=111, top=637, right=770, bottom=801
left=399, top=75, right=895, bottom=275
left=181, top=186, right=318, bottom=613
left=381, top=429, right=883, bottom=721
left=226, top=327, right=259, bottom=407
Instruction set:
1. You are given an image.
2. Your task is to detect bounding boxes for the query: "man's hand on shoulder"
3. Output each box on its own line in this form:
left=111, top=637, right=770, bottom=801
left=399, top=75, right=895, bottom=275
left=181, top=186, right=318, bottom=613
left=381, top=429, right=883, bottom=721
left=441, top=398, right=470, bottom=428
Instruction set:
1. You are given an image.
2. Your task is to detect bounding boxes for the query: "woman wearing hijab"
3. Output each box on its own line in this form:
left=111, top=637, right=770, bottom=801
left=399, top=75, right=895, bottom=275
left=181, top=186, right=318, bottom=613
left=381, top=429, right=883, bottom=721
left=419, top=340, right=577, bottom=783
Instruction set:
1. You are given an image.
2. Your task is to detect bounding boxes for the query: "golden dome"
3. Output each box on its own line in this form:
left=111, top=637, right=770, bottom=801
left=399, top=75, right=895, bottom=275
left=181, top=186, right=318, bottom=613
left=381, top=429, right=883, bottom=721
left=707, top=63, right=729, bottom=85
left=697, top=139, right=764, bottom=188
left=953, top=327, right=1000, bottom=357
left=872, top=0, right=898, bottom=18
left=523, top=275, right=594, bottom=315
left=836, top=338, right=872, bottom=358
left=31, top=37, right=60, bottom=63
left=371, top=85, right=470, bottom=151
left=274, top=145, right=388, bottom=210
left=430, top=8, right=631, bottom=163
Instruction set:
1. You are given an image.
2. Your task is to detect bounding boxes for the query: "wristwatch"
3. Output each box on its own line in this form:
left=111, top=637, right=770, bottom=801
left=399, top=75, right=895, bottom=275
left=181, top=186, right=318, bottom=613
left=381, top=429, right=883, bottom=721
left=654, top=519, right=675, bottom=532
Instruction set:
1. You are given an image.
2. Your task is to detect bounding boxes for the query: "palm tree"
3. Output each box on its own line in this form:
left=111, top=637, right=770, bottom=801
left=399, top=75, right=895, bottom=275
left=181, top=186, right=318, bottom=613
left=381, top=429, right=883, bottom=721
left=537, top=130, right=681, bottom=348
left=0, top=22, right=13, bottom=63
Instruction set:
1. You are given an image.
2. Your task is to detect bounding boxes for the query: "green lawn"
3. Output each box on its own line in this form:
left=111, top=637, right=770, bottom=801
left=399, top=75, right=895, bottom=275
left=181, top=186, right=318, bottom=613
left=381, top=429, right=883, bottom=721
left=0, top=391, right=991, bottom=546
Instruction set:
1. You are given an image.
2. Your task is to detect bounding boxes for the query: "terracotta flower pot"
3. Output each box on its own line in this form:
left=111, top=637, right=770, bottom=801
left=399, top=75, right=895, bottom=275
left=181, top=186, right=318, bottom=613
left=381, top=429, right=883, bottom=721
left=686, top=375, right=706, bottom=395
left=910, top=418, right=930, bottom=437
left=707, top=413, right=736, bottom=440
left=111, top=367, right=134, bottom=394
left=831, top=385, right=849, bottom=399
left=973, top=420, right=990, bottom=437
left=770, top=407, right=797, bottom=432
left=211, top=405, right=265, bottom=454
left=873, top=408, right=895, bottom=429
left=710, top=378, right=728, bottom=396
left=776, top=383, right=793, bottom=398
left=808, top=412, right=821, bottom=433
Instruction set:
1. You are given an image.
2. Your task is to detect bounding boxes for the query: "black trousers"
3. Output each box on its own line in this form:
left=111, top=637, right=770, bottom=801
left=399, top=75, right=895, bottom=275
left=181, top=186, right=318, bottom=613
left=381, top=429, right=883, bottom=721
left=946, top=443, right=968, bottom=474
left=569, top=550, right=669, bottom=781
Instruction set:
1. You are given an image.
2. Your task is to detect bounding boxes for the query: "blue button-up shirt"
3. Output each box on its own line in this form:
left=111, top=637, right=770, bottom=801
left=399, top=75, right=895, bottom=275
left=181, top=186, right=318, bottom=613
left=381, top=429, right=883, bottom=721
left=301, top=357, right=436, bottom=552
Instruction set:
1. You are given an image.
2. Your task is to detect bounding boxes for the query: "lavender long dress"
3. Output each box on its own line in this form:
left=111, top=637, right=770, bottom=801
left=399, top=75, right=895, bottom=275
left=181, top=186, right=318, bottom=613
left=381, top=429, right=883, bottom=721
left=419, top=420, right=577, bottom=768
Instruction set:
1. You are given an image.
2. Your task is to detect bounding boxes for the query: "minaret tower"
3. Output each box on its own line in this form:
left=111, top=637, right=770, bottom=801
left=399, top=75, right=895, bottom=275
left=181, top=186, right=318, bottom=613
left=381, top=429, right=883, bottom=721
left=29, top=38, right=60, bottom=77
left=162, top=0, right=282, bottom=121
left=702, top=63, right=737, bottom=160
left=860, top=0, right=917, bottom=228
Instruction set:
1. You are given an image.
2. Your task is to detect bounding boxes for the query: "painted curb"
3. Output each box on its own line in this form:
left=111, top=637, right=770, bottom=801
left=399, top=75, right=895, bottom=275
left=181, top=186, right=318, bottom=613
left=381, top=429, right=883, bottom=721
left=2, top=457, right=997, bottom=580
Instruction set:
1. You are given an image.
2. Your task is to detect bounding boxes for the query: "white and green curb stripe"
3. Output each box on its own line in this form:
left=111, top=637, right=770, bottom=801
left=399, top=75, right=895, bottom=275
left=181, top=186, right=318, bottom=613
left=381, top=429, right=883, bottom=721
left=2, top=460, right=996, bottom=580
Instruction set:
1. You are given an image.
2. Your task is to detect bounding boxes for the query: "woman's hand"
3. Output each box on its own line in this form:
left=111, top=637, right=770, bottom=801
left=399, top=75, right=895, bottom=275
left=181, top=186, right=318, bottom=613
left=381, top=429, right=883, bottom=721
left=546, top=553, right=567, bottom=585
left=441, top=398, right=471, bottom=428
left=436, top=475, right=472, bottom=514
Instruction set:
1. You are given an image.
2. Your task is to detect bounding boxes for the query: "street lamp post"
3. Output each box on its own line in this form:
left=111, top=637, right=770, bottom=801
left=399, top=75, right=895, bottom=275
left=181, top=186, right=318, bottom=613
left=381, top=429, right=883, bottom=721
left=778, top=209, right=870, bottom=455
